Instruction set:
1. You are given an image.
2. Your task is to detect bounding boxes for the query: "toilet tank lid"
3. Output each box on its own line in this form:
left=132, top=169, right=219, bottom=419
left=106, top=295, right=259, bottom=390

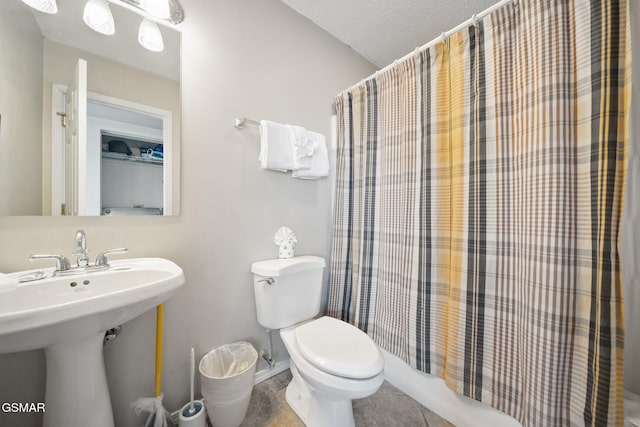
left=251, top=255, right=325, bottom=277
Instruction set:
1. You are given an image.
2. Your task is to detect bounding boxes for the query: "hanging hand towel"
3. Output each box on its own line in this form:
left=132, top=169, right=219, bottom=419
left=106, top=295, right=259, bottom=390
left=290, top=125, right=315, bottom=170
left=292, top=131, right=329, bottom=179
left=258, top=120, right=295, bottom=171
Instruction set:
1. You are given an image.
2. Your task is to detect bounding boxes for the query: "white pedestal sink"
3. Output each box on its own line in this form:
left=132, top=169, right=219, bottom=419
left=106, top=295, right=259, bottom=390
left=0, top=258, right=185, bottom=427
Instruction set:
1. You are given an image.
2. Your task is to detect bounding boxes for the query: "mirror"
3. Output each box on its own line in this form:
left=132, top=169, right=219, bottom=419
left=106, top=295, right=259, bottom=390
left=0, top=0, right=181, bottom=216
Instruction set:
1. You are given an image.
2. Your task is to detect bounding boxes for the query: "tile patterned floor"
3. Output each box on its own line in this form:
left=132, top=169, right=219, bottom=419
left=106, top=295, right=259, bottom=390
left=240, top=370, right=454, bottom=427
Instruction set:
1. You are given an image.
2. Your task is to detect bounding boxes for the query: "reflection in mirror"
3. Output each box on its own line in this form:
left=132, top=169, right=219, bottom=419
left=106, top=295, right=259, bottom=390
left=0, top=0, right=181, bottom=216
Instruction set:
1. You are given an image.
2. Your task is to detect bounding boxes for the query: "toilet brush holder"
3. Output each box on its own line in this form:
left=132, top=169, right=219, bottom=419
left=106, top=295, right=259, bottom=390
left=178, top=400, right=206, bottom=427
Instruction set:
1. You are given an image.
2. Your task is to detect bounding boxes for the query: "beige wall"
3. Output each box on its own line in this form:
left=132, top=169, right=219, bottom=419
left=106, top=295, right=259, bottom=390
left=0, top=0, right=375, bottom=426
left=2, top=2, right=638, bottom=425
left=0, top=2, right=43, bottom=215
left=41, top=39, right=181, bottom=215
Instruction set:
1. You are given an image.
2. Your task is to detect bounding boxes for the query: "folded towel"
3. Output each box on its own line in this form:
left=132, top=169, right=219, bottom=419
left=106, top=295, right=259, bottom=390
left=292, top=130, right=329, bottom=179
left=258, top=120, right=295, bottom=171
left=290, top=125, right=315, bottom=170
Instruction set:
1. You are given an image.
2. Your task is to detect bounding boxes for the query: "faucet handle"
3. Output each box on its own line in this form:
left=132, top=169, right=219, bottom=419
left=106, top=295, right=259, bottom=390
left=95, top=248, right=129, bottom=267
left=29, top=254, right=72, bottom=272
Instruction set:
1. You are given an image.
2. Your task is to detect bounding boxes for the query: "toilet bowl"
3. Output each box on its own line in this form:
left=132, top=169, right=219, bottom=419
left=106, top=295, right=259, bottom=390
left=280, top=317, right=384, bottom=427
left=251, top=256, right=385, bottom=427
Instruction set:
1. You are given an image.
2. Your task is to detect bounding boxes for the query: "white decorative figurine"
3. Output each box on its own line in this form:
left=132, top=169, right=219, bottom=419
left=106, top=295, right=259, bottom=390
left=274, top=227, right=297, bottom=259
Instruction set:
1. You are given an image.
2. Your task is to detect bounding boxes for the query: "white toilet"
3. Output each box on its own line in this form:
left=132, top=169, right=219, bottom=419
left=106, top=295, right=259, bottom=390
left=251, top=255, right=384, bottom=427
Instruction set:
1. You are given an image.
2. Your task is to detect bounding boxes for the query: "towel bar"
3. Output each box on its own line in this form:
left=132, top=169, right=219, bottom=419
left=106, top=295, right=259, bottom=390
left=234, top=117, right=260, bottom=129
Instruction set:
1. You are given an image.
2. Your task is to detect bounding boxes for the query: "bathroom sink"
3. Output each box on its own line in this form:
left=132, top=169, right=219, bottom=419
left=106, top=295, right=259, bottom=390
left=0, top=257, right=184, bottom=354
left=0, top=257, right=184, bottom=427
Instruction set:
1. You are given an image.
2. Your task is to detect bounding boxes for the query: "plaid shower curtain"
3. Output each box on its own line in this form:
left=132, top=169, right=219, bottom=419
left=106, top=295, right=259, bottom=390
left=328, top=0, right=632, bottom=425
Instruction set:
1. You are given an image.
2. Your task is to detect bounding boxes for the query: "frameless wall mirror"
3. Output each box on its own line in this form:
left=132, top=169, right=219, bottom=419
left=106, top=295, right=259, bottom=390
left=0, top=0, right=181, bottom=216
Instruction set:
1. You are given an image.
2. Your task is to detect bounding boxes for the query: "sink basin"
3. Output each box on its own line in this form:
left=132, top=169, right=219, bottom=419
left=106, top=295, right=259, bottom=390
left=0, top=257, right=185, bottom=427
left=0, top=257, right=184, bottom=353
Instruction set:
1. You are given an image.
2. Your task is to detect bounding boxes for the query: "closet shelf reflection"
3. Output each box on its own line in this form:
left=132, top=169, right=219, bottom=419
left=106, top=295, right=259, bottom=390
left=102, top=152, right=163, bottom=165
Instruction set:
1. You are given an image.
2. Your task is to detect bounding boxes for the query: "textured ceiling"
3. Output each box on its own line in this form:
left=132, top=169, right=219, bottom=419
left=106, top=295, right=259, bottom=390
left=30, top=0, right=503, bottom=81
left=281, top=0, right=499, bottom=67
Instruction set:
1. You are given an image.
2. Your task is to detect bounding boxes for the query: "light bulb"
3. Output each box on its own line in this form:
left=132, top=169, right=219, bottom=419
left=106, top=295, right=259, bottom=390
left=21, top=0, right=58, bottom=14
left=138, top=19, right=164, bottom=52
left=83, top=0, right=115, bottom=35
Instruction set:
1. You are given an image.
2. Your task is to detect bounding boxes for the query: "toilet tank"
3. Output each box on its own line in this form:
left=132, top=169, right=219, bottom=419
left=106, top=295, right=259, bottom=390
left=251, top=255, right=326, bottom=329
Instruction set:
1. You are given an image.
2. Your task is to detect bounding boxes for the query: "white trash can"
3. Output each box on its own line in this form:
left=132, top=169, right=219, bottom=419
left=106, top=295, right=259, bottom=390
left=199, top=341, right=258, bottom=427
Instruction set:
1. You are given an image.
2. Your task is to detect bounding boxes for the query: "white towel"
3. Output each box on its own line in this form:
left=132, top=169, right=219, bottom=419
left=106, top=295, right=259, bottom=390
left=290, top=125, right=315, bottom=170
left=258, top=120, right=295, bottom=171
left=292, top=130, right=329, bottom=179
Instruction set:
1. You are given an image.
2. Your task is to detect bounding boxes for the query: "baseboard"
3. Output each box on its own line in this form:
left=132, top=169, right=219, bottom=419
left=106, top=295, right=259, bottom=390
left=254, top=358, right=290, bottom=384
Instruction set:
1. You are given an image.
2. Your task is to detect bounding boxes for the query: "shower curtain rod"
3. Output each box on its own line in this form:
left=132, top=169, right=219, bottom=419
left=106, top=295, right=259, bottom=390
left=344, top=0, right=516, bottom=93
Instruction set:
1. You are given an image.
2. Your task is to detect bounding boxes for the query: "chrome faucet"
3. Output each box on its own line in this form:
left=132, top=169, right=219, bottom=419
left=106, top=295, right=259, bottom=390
left=29, top=230, right=128, bottom=276
left=72, top=229, right=90, bottom=267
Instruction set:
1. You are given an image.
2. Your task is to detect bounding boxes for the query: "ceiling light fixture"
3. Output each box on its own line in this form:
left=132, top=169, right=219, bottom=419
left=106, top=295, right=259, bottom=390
left=138, top=19, right=164, bottom=52
left=138, top=0, right=170, bottom=20
left=83, top=0, right=115, bottom=35
left=20, top=0, right=58, bottom=14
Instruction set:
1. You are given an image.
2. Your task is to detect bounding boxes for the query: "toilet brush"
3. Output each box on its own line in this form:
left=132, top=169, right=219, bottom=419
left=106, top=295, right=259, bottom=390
left=188, top=348, right=196, bottom=415
left=179, top=348, right=205, bottom=427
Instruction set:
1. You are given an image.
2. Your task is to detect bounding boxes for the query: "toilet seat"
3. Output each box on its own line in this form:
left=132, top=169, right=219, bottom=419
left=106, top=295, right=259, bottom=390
left=294, top=316, right=384, bottom=379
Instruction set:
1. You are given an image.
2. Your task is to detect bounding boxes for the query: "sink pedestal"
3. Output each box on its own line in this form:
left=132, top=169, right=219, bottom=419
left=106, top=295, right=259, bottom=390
left=0, top=258, right=185, bottom=424
left=44, top=332, right=114, bottom=427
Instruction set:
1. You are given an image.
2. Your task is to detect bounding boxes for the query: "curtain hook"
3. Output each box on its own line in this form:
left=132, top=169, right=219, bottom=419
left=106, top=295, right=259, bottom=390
left=440, top=32, right=447, bottom=43
left=472, top=14, right=478, bottom=27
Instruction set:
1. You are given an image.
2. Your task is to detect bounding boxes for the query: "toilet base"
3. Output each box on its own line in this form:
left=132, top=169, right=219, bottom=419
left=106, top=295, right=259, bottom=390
left=285, top=363, right=355, bottom=427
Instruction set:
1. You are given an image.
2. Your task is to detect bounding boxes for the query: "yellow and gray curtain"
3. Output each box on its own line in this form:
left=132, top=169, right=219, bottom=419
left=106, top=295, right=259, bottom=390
left=328, top=0, right=632, bottom=425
